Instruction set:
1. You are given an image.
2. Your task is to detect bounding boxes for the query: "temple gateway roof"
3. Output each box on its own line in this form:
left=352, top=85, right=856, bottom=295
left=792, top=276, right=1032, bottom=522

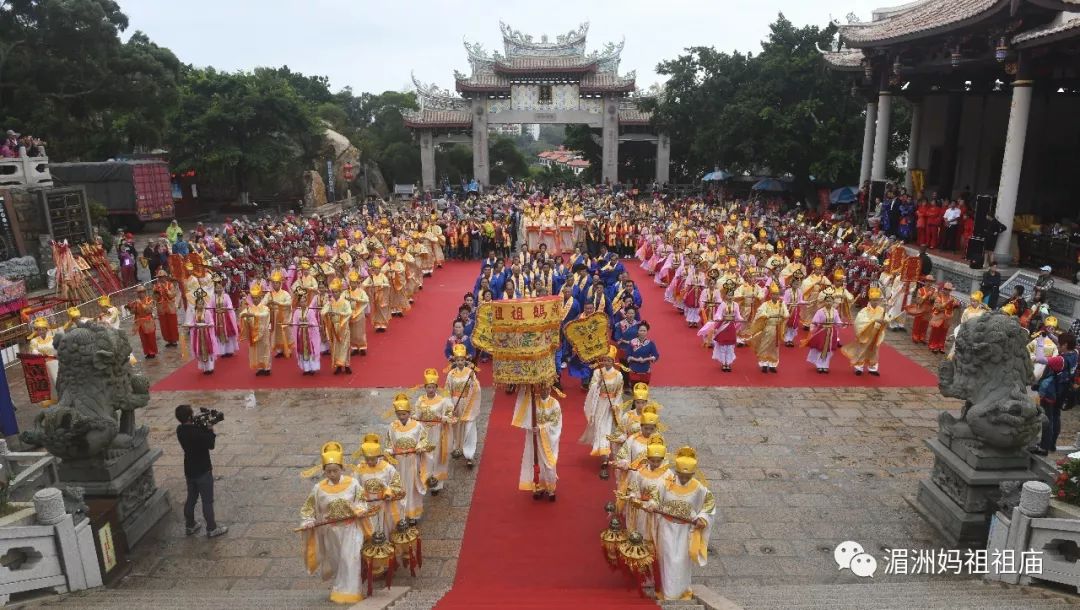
left=404, top=22, right=652, bottom=129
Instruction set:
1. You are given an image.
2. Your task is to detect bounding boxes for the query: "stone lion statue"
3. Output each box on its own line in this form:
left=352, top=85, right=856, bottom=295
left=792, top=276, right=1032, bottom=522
left=938, top=312, right=1040, bottom=451
left=21, top=323, right=151, bottom=461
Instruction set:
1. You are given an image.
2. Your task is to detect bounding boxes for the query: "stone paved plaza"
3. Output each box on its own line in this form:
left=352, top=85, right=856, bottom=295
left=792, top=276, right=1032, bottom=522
left=7, top=319, right=1080, bottom=608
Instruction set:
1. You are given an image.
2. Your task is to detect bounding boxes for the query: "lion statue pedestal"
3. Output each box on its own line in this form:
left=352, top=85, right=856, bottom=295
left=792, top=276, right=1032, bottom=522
left=21, top=324, right=168, bottom=550
left=913, top=313, right=1042, bottom=547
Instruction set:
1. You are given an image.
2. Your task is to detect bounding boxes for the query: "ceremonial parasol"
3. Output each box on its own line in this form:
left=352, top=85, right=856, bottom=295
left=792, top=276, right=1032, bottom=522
left=751, top=178, right=786, bottom=192
left=829, top=186, right=859, bottom=204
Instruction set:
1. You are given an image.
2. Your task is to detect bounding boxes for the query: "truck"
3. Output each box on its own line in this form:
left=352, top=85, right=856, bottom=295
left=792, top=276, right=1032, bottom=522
left=48, top=160, right=175, bottom=231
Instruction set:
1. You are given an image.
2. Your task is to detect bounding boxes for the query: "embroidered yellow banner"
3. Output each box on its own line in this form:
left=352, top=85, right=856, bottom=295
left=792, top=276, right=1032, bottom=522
left=473, top=296, right=564, bottom=384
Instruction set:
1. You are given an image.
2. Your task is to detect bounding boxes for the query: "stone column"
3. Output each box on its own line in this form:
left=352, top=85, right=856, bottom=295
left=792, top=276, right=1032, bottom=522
left=601, top=96, right=619, bottom=185
left=471, top=99, right=490, bottom=187
left=419, top=130, right=435, bottom=193
left=655, top=132, right=671, bottom=185
left=905, top=99, right=922, bottom=194
left=871, top=91, right=892, bottom=181
left=993, top=77, right=1033, bottom=266
left=859, top=101, right=877, bottom=187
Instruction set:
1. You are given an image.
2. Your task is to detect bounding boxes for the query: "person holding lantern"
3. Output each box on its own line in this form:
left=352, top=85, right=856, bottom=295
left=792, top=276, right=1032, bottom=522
left=386, top=392, right=431, bottom=521
left=414, top=368, right=455, bottom=496
left=624, top=434, right=672, bottom=546
left=351, top=433, right=405, bottom=539
left=644, top=446, right=714, bottom=601
left=612, top=405, right=661, bottom=503
left=298, top=441, right=372, bottom=605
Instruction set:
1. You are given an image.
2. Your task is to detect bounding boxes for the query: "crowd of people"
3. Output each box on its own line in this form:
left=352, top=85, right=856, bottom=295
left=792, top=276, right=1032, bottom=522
left=1, top=129, right=46, bottom=158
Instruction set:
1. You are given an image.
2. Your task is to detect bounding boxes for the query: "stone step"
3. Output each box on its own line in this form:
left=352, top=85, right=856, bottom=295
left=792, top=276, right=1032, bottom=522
left=716, top=581, right=1079, bottom=610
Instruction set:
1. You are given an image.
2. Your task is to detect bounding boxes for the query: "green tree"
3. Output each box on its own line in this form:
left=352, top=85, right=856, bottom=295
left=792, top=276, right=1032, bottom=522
left=490, top=136, right=528, bottom=185
left=0, top=0, right=181, bottom=159
left=563, top=125, right=601, bottom=183
left=167, top=66, right=323, bottom=199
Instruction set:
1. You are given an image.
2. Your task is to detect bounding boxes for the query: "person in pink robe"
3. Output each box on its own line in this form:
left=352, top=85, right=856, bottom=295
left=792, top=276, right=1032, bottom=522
left=292, top=287, right=322, bottom=375
left=186, top=289, right=220, bottom=374
left=806, top=294, right=843, bottom=373
left=211, top=281, right=239, bottom=357
left=698, top=287, right=742, bottom=372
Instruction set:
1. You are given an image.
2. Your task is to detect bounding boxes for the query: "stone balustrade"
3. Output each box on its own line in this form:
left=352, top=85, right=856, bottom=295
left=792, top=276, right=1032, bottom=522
left=0, top=148, right=52, bottom=188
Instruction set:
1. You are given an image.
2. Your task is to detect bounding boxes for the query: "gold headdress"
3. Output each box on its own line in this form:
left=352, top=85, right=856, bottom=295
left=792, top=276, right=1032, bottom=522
left=867, top=286, right=883, bottom=300
left=674, top=446, right=698, bottom=474
left=67, top=307, right=81, bottom=319
left=393, top=392, right=411, bottom=412
left=640, top=404, right=660, bottom=426
left=452, top=343, right=468, bottom=359
left=300, top=441, right=345, bottom=478
left=633, top=382, right=649, bottom=401
left=423, top=368, right=439, bottom=386
left=645, top=434, right=667, bottom=458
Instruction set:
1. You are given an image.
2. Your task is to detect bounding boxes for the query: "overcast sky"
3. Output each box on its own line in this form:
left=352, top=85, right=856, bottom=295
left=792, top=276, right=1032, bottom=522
left=119, top=0, right=886, bottom=94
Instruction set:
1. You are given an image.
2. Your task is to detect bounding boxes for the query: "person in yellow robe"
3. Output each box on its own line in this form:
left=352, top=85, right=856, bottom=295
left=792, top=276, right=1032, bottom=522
left=351, top=434, right=405, bottom=539
left=841, top=286, right=889, bottom=376
left=446, top=344, right=481, bottom=467
left=951, top=290, right=989, bottom=360
left=96, top=295, right=121, bottom=329
left=321, top=278, right=353, bottom=375
left=413, top=368, right=455, bottom=495
left=645, top=447, right=715, bottom=601
left=733, top=277, right=763, bottom=346
left=513, top=383, right=562, bottom=501
left=387, top=250, right=410, bottom=316
left=27, top=318, right=58, bottom=406
left=580, top=346, right=624, bottom=479
left=363, top=261, right=392, bottom=332
left=386, top=393, right=431, bottom=520
left=239, top=284, right=272, bottom=376
left=612, top=406, right=660, bottom=509
left=346, top=270, right=369, bottom=355
left=746, top=284, right=789, bottom=373
left=298, top=442, right=372, bottom=605
left=267, top=270, right=293, bottom=358
left=625, top=435, right=672, bottom=547
left=798, top=258, right=831, bottom=327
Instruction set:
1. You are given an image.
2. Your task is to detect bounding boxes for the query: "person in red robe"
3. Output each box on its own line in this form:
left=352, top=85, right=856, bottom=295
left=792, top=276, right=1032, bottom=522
left=153, top=268, right=180, bottom=347
left=905, top=276, right=937, bottom=344
left=958, top=201, right=975, bottom=254
left=926, top=200, right=944, bottom=249
left=915, top=199, right=930, bottom=247
left=126, top=285, right=158, bottom=358
left=927, top=282, right=960, bottom=353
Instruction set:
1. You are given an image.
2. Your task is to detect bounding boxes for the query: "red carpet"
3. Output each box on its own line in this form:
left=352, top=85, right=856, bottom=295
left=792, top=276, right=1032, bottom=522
left=152, top=261, right=493, bottom=392
left=435, top=389, right=657, bottom=609
left=626, top=263, right=938, bottom=387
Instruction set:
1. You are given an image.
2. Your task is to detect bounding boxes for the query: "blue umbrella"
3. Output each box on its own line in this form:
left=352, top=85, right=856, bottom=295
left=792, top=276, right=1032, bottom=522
left=702, top=170, right=732, bottom=182
left=829, top=186, right=859, bottom=204
left=751, top=178, right=786, bottom=192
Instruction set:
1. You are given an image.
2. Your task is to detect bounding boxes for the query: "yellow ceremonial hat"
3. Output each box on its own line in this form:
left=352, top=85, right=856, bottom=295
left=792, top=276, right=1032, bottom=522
left=812, top=257, right=823, bottom=268
left=270, top=270, right=284, bottom=282
left=776, top=240, right=784, bottom=251
left=742, top=220, right=750, bottom=228
left=452, top=343, right=468, bottom=358
left=970, top=291, right=983, bottom=302
left=646, top=434, right=666, bottom=458
left=758, top=229, right=767, bottom=238
left=388, top=247, right=398, bottom=257
left=1046, top=316, right=1059, bottom=329
left=321, top=441, right=345, bottom=467
left=337, top=238, right=347, bottom=248
left=793, top=248, right=802, bottom=257
left=674, top=446, right=698, bottom=474
left=882, top=258, right=891, bottom=268
left=67, top=307, right=80, bottom=319
left=606, top=345, right=618, bottom=360
left=329, top=278, right=343, bottom=291
left=317, top=246, right=327, bottom=257
left=1002, top=303, right=1017, bottom=316
left=633, top=382, right=649, bottom=401
left=300, top=260, right=312, bottom=270
left=868, top=287, right=883, bottom=300
left=360, top=433, right=382, bottom=458
left=769, top=284, right=780, bottom=295
left=641, top=404, right=660, bottom=425
left=250, top=284, right=263, bottom=298
left=833, top=268, right=845, bottom=280
left=185, top=262, right=194, bottom=271
left=348, top=270, right=360, bottom=282
left=97, top=295, right=111, bottom=307
left=393, top=392, right=411, bottom=412
left=423, top=368, right=439, bottom=385
left=33, top=317, right=48, bottom=330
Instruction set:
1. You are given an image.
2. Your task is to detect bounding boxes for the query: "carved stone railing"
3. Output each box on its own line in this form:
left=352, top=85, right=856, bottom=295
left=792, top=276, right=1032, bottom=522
left=0, top=151, right=52, bottom=188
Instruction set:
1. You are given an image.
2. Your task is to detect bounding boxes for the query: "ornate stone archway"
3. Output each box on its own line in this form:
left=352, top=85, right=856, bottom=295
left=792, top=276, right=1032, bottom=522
left=404, top=22, right=668, bottom=190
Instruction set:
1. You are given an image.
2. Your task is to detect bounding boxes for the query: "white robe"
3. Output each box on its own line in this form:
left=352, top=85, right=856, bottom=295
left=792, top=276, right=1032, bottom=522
left=649, top=477, right=716, bottom=601
left=386, top=419, right=429, bottom=520
left=579, top=367, right=623, bottom=458
left=512, top=390, right=562, bottom=493
left=414, top=394, right=454, bottom=491
left=353, top=460, right=405, bottom=539
left=446, top=366, right=482, bottom=459
left=299, top=476, right=370, bottom=605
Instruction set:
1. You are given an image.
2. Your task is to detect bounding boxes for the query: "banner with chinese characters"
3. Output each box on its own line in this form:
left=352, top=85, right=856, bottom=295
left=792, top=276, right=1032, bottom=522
left=17, top=353, right=53, bottom=404
left=472, top=296, right=563, bottom=385
left=564, top=312, right=610, bottom=363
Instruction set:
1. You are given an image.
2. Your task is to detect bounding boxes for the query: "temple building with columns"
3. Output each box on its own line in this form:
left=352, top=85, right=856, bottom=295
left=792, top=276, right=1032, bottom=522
left=403, top=22, right=668, bottom=191
left=824, top=0, right=1080, bottom=273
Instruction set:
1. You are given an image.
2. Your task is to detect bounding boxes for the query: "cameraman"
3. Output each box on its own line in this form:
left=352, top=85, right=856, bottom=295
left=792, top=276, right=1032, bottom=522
left=175, top=405, right=228, bottom=538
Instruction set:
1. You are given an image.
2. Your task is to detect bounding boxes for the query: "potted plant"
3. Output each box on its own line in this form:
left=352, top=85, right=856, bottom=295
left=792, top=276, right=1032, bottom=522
left=1050, top=453, right=1080, bottom=519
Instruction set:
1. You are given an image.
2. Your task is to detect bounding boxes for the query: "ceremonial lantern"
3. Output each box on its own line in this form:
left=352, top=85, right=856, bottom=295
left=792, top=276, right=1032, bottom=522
left=362, top=531, right=396, bottom=593
left=390, top=519, right=422, bottom=576
left=600, top=517, right=627, bottom=570
left=618, top=531, right=655, bottom=593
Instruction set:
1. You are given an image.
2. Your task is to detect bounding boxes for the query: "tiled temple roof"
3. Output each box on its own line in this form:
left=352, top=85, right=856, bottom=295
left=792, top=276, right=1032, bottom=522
left=402, top=109, right=472, bottom=129
left=840, top=0, right=1008, bottom=47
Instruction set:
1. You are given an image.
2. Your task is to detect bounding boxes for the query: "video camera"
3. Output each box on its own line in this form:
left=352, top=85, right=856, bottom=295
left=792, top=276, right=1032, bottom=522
left=191, top=407, right=224, bottom=428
